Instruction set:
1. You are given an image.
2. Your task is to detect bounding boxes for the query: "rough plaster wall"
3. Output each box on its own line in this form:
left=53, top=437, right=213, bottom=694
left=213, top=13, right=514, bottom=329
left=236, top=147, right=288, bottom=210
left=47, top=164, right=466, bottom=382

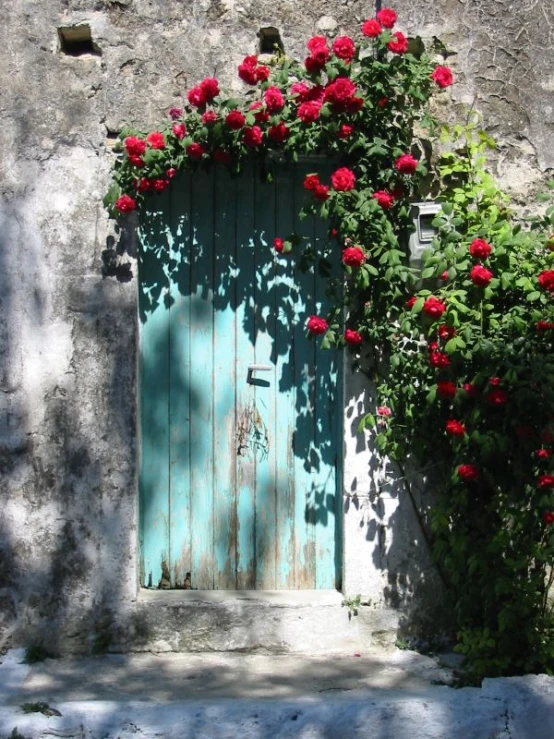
left=0, top=0, right=552, bottom=652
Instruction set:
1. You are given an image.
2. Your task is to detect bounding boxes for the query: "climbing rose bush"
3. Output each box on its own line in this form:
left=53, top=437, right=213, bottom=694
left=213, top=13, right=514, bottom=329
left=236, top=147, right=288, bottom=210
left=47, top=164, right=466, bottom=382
left=106, top=7, right=554, bottom=681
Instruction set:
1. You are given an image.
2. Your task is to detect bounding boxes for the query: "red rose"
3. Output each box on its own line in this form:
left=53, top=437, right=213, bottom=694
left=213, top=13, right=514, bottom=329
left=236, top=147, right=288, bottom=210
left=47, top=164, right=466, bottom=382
left=378, top=97, right=389, bottom=108
left=201, top=111, right=217, bottom=125
left=331, top=167, right=356, bottom=192
left=463, top=383, right=477, bottom=399
left=440, top=271, right=449, bottom=281
left=186, top=143, right=206, bottom=159
left=429, top=351, right=450, bottom=368
left=167, top=168, right=176, bottom=179
left=238, top=55, right=258, bottom=84
left=544, top=512, right=554, bottom=525
left=115, top=194, right=136, bottom=213
left=422, top=297, right=446, bottom=320
left=135, top=178, right=151, bottom=192
left=225, top=111, right=246, bottom=130
left=273, top=237, right=284, bottom=253
left=256, top=66, right=270, bottom=82
left=428, top=342, right=439, bottom=353
left=124, top=136, right=146, bottom=156
left=187, top=87, right=207, bottom=108
left=128, top=155, right=144, bottom=167
left=438, top=325, right=455, bottom=340
left=372, top=191, right=395, bottom=209
left=538, top=270, right=554, bottom=292
left=307, top=36, right=328, bottom=52
left=146, top=132, right=165, bottom=149
left=200, top=77, right=219, bottom=101
left=324, top=78, right=357, bottom=108
left=536, top=321, right=554, bottom=331
left=307, top=316, right=329, bottom=335
left=538, top=475, right=554, bottom=489
left=395, top=154, right=418, bottom=174
left=486, top=388, right=508, bottom=407
left=169, top=107, right=183, bottom=120
left=337, top=124, right=354, bottom=139
left=406, top=296, right=417, bottom=309
left=446, top=420, right=466, bottom=437
left=437, top=381, right=457, bottom=400
left=347, top=97, right=364, bottom=113
left=332, top=36, right=356, bottom=61
left=172, top=123, right=186, bottom=139
left=153, top=178, right=169, bottom=192
left=290, top=82, right=310, bottom=101
left=264, top=86, right=285, bottom=113
left=489, top=377, right=501, bottom=387
left=470, top=265, right=493, bottom=287
left=243, top=126, right=263, bottom=147
left=268, top=122, right=290, bottom=143
left=213, top=149, right=232, bottom=165
left=376, top=7, right=397, bottom=28
left=249, top=102, right=270, bottom=124
left=305, top=55, right=326, bottom=74
left=457, top=464, right=479, bottom=481
left=361, top=19, right=382, bottom=38
left=469, top=239, right=492, bottom=260
left=387, top=31, right=407, bottom=55
left=431, top=66, right=454, bottom=89
left=536, top=449, right=551, bottom=460
left=377, top=406, right=392, bottom=417
left=345, top=329, right=363, bottom=346
left=342, top=246, right=365, bottom=268
left=297, top=101, right=321, bottom=123
left=304, top=174, right=320, bottom=191
left=314, top=184, right=330, bottom=201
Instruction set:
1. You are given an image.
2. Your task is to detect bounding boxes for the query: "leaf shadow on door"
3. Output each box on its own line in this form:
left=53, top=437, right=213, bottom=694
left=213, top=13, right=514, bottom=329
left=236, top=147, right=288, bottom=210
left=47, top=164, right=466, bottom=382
left=137, top=162, right=342, bottom=590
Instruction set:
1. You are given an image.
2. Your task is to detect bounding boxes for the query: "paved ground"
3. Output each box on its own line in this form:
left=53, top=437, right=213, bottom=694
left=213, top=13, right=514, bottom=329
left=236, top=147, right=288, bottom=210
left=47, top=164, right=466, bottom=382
left=1, top=648, right=554, bottom=738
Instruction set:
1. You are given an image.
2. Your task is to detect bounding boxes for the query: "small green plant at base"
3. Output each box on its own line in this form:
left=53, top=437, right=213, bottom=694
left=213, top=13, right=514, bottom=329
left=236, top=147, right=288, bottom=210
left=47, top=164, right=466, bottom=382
left=23, top=646, right=54, bottom=664
left=20, top=702, right=61, bottom=717
left=342, top=594, right=361, bottom=617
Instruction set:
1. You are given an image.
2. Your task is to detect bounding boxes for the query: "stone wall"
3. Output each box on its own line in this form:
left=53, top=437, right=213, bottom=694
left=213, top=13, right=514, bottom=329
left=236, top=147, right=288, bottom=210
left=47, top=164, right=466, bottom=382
left=0, top=0, right=552, bottom=653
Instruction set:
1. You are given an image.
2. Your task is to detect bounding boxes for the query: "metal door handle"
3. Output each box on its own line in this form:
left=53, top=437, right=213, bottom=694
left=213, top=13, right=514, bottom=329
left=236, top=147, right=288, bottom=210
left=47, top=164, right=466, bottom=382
left=247, top=364, right=272, bottom=386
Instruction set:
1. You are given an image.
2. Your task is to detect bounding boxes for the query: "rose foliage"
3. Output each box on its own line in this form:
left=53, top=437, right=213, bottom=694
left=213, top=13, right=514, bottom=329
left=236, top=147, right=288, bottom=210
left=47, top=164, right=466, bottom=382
left=106, top=8, right=554, bottom=681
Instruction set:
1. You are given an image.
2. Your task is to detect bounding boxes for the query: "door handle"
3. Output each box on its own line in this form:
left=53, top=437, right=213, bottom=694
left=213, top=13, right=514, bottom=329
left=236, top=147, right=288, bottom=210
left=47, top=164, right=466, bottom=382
left=247, top=364, right=272, bottom=386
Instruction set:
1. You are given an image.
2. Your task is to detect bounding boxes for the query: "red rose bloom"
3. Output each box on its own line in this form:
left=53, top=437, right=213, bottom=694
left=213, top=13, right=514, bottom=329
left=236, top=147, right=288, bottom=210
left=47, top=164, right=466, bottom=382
left=538, top=270, right=554, bottom=292
left=186, top=143, right=206, bottom=159
left=347, top=97, right=364, bottom=113
left=345, top=329, right=363, bottom=346
left=314, top=184, right=330, bottom=201
left=489, top=377, right=501, bottom=387
left=437, top=381, right=457, bottom=400
left=440, top=271, right=449, bottom=281
left=243, top=126, right=263, bottom=147
left=268, top=122, right=290, bottom=143
left=377, top=406, right=392, bottom=417
left=273, top=238, right=284, bottom=253
left=249, top=102, right=270, bottom=124
left=395, top=154, right=418, bottom=174
left=544, top=512, right=554, bottom=525
left=486, top=388, right=508, bottom=407
left=387, top=32, right=407, bottom=55
left=201, top=111, right=217, bottom=126
left=256, top=66, right=270, bottom=82
left=469, top=239, right=492, bottom=260
left=307, top=36, right=328, bottom=52
left=422, top=297, right=446, bottom=320
left=406, top=296, right=417, bottom=309
left=376, top=7, right=397, bottom=28
left=324, top=78, right=357, bottom=108
left=337, top=124, right=354, bottom=139
left=127, top=155, right=144, bottom=167
left=169, top=107, right=183, bottom=120
left=361, top=19, right=382, bottom=38
left=438, top=325, right=456, bottom=340
left=457, top=464, right=479, bottom=481
left=153, top=178, right=169, bottom=192
left=200, top=77, right=219, bottom=101
left=536, top=449, right=551, bottom=460
left=537, top=321, right=554, bottom=331
left=135, top=178, right=151, bottom=192
left=331, top=167, right=356, bottom=192
left=238, top=55, right=258, bottom=85
left=290, top=82, right=310, bottom=101
left=298, top=101, right=321, bottom=123
left=446, top=420, right=466, bottom=437
left=307, top=316, right=329, bottom=335
left=213, top=149, right=232, bottom=165
left=146, top=132, right=165, bottom=149
left=115, top=194, right=136, bottom=213
left=378, top=97, right=389, bottom=108
left=332, top=36, right=356, bottom=61
left=225, top=111, right=246, bottom=130
left=538, top=475, right=554, bottom=489
left=463, top=383, right=477, bottom=399
left=372, top=191, right=395, bottom=209
left=470, top=265, right=493, bottom=287
left=429, top=351, right=451, bottom=368
left=172, top=123, right=186, bottom=139
left=431, top=66, right=454, bottom=89
left=342, top=246, right=365, bottom=268
left=304, top=174, right=320, bottom=191
left=187, top=87, right=207, bottom=108
left=264, top=86, right=285, bottom=113
left=167, top=168, right=176, bottom=179
left=124, top=136, right=146, bottom=156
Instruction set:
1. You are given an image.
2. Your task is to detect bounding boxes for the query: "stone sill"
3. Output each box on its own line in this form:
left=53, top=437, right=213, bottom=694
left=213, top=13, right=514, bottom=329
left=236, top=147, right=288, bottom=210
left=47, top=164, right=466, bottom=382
left=137, top=589, right=343, bottom=607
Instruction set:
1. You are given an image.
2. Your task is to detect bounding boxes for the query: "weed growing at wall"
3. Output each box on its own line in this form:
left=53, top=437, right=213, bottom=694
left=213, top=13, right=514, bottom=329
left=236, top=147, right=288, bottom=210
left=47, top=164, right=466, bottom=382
left=106, top=7, right=554, bottom=681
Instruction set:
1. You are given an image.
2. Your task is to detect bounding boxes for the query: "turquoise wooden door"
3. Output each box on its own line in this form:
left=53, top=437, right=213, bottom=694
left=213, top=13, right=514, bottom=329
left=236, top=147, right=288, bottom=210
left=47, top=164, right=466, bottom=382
left=138, top=162, right=341, bottom=590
